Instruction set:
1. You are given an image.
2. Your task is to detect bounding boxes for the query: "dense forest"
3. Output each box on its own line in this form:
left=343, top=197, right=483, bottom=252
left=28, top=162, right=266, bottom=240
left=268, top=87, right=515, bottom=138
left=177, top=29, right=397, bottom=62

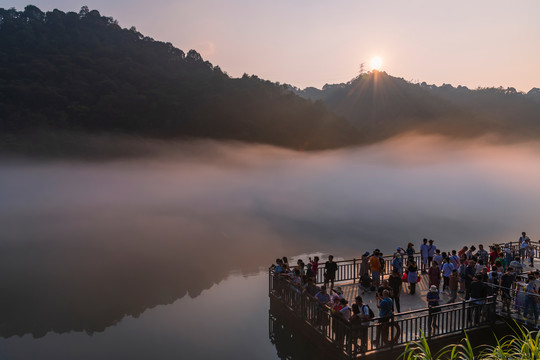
left=293, top=72, right=540, bottom=142
left=2, top=6, right=540, bottom=156
left=0, top=5, right=362, bottom=153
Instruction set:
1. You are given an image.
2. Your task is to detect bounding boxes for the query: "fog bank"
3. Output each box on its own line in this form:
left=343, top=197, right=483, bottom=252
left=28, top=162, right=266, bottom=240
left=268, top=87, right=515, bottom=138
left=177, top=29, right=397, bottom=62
left=0, top=135, right=539, bottom=336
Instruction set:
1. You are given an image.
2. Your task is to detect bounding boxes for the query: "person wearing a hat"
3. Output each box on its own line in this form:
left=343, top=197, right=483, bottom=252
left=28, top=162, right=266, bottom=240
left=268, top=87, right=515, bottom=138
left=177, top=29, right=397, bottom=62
left=427, top=285, right=440, bottom=333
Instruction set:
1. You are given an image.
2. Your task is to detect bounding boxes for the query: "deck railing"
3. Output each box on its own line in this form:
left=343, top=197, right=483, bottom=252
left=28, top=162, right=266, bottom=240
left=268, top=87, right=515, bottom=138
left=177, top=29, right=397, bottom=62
left=269, top=269, right=497, bottom=358
left=314, top=254, right=422, bottom=286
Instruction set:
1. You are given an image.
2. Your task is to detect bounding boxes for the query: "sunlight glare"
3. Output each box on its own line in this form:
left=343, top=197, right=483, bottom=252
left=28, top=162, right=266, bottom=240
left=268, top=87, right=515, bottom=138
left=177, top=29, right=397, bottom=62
left=370, top=57, right=382, bottom=70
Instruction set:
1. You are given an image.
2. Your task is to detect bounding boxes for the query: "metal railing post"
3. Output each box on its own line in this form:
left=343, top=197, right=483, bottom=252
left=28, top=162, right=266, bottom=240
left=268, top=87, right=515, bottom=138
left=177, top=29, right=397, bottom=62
left=353, top=258, right=356, bottom=284
left=461, top=300, right=466, bottom=332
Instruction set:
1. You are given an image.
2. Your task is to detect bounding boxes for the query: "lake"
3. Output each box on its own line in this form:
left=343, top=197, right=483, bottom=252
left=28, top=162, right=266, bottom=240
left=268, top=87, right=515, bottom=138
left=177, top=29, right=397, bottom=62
left=0, top=135, right=539, bottom=359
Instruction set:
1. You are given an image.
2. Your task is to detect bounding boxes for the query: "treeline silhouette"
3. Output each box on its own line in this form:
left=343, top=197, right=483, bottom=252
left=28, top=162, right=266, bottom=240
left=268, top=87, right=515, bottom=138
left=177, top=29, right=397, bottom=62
left=0, top=5, right=361, bottom=152
left=293, top=71, right=540, bottom=142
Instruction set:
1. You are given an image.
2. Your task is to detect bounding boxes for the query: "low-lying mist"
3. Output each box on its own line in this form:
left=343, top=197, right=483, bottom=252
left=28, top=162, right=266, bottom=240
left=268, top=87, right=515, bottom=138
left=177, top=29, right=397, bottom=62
left=1, top=134, right=539, bottom=337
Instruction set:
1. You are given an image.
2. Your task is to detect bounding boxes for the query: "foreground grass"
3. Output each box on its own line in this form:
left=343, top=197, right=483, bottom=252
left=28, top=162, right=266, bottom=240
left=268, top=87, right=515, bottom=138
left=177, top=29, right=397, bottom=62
left=401, top=325, right=540, bottom=360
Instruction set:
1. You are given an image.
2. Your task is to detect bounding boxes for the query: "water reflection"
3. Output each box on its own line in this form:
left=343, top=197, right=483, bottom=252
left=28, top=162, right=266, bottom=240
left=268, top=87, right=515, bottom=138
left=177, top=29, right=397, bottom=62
left=0, top=136, right=539, bottom=340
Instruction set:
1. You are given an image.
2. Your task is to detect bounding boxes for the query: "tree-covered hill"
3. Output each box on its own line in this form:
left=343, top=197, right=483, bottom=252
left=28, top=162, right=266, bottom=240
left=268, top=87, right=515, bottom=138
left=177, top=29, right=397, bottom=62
left=0, top=5, right=362, bottom=152
left=294, top=71, right=540, bottom=142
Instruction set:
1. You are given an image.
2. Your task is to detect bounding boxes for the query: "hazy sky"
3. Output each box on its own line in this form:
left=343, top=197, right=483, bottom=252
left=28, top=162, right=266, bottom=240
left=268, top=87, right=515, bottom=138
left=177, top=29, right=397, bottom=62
left=7, top=0, right=540, bottom=91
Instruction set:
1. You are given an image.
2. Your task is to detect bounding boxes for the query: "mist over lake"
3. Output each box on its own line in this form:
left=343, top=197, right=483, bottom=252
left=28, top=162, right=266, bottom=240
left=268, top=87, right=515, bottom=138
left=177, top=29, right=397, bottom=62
left=1, top=135, right=539, bottom=359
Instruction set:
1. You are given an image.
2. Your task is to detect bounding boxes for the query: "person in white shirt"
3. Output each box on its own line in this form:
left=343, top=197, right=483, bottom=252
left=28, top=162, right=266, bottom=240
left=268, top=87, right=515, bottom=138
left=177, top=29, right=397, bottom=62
left=520, top=231, right=530, bottom=245
left=510, top=256, right=524, bottom=274
left=450, top=250, right=460, bottom=269
left=433, top=250, right=443, bottom=270
left=339, top=298, right=352, bottom=321
left=521, top=239, right=529, bottom=263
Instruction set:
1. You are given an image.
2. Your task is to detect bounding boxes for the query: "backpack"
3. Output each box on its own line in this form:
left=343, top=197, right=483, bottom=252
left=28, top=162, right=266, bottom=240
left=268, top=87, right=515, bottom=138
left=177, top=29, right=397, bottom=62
left=363, top=305, right=375, bottom=319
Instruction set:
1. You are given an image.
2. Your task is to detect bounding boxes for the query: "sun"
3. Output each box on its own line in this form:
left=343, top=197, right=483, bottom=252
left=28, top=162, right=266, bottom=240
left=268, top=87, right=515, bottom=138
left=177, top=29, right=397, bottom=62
left=370, top=57, right=382, bottom=70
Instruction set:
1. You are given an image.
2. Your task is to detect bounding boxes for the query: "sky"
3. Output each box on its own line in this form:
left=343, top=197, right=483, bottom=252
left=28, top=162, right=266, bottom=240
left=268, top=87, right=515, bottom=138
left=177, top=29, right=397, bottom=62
left=6, top=0, right=540, bottom=91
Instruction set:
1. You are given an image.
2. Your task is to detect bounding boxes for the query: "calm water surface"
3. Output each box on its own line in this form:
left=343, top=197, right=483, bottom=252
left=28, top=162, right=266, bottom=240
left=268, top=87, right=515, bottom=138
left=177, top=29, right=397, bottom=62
left=1, top=136, right=539, bottom=359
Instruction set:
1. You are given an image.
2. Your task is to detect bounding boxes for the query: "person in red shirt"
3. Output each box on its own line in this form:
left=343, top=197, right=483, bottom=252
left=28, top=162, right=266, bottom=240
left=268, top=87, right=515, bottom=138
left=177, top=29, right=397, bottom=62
left=428, top=262, right=441, bottom=291
left=489, top=246, right=498, bottom=265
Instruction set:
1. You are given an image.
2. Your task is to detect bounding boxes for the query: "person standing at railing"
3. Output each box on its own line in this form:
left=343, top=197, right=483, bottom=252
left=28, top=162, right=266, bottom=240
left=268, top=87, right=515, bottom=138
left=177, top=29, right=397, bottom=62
left=370, top=250, right=382, bottom=288
left=389, top=269, right=402, bottom=313
left=500, top=267, right=515, bottom=314
left=503, top=244, right=513, bottom=266
left=510, top=256, right=523, bottom=275
left=420, top=238, right=429, bottom=274
left=433, top=250, right=443, bottom=270
left=476, top=244, right=489, bottom=266
left=450, top=250, right=460, bottom=269
left=522, top=273, right=538, bottom=325
left=359, top=252, right=370, bottom=278
left=448, top=269, right=459, bottom=303
left=313, top=286, right=331, bottom=330
left=428, top=261, right=441, bottom=292
left=427, top=240, right=436, bottom=268
left=314, top=286, right=331, bottom=304
left=324, top=255, right=338, bottom=291
left=406, top=243, right=415, bottom=264
left=303, top=277, right=319, bottom=297
left=351, top=296, right=370, bottom=354
left=458, top=246, right=468, bottom=259
left=442, top=258, right=455, bottom=294
left=520, top=234, right=530, bottom=263
left=378, top=251, right=386, bottom=277
left=427, top=285, right=440, bottom=334
left=496, top=252, right=507, bottom=271
left=334, top=298, right=352, bottom=348
left=468, top=274, right=487, bottom=325
left=309, top=256, right=319, bottom=281
left=282, top=257, right=290, bottom=271
left=392, top=252, right=402, bottom=275
left=464, top=259, right=476, bottom=300
left=527, top=239, right=535, bottom=267
left=375, top=290, right=393, bottom=347
left=458, top=258, right=466, bottom=293
left=489, top=246, right=498, bottom=266
left=466, top=246, right=476, bottom=261
left=406, top=260, right=418, bottom=295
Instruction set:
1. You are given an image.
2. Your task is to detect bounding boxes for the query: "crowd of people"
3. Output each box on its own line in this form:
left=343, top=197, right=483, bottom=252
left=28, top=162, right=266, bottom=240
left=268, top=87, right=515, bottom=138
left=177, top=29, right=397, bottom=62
left=270, top=232, right=540, bottom=350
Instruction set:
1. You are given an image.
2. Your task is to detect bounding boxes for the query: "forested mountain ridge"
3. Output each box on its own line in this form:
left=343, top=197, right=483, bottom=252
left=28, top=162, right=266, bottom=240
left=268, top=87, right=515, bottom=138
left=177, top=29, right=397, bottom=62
left=0, top=6, right=362, bottom=152
left=293, top=71, right=540, bottom=141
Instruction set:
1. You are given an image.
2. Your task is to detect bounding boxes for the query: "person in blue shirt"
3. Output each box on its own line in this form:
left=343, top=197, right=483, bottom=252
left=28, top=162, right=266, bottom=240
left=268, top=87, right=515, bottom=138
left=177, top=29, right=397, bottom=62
left=442, top=258, right=455, bottom=294
left=523, top=274, right=538, bottom=324
left=376, top=290, right=393, bottom=347
left=420, top=238, right=429, bottom=274
left=314, top=286, right=331, bottom=304
left=274, top=258, right=283, bottom=273
left=392, top=252, right=402, bottom=275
